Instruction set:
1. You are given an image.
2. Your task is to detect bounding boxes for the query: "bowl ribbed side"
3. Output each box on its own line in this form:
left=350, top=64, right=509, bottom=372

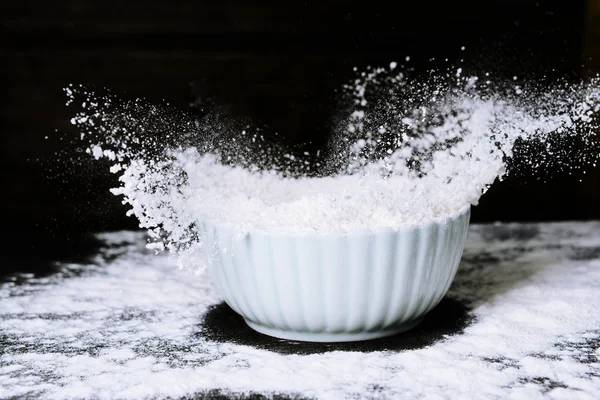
left=202, top=209, right=470, bottom=335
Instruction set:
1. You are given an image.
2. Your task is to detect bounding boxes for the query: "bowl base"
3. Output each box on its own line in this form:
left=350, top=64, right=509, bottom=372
left=244, top=318, right=424, bottom=343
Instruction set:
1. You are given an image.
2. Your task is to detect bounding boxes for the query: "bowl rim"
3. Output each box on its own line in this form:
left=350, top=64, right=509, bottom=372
left=199, top=203, right=471, bottom=238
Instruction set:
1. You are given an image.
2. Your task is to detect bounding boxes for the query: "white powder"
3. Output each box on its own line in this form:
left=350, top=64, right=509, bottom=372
left=65, top=69, right=600, bottom=270
left=125, top=150, right=474, bottom=235
left=1, top=225, right=599, bottom=399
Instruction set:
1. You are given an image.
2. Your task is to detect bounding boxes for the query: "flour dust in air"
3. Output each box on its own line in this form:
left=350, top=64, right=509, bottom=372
left=66, top=64, right=600, bottom=272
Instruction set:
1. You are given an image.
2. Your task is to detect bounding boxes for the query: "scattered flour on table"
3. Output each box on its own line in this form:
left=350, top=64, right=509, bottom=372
left=66, top=65, right=600, bottom=271
left=1, top=224, right=599, bottom=399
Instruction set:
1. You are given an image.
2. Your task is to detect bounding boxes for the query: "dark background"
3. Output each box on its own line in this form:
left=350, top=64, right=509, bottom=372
left=2, top=0, right=600, bottom=251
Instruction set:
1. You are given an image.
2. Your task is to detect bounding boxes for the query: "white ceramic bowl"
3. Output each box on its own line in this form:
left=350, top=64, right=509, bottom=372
left=200, top=205, right=470, bottom=342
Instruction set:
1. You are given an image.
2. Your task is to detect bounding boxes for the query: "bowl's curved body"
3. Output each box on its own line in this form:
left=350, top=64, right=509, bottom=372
left=200, top=206, right=470, bottom=342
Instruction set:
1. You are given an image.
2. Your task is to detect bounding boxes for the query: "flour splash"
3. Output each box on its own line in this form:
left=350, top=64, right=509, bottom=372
left=66, top=65, right=600, bottom=272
